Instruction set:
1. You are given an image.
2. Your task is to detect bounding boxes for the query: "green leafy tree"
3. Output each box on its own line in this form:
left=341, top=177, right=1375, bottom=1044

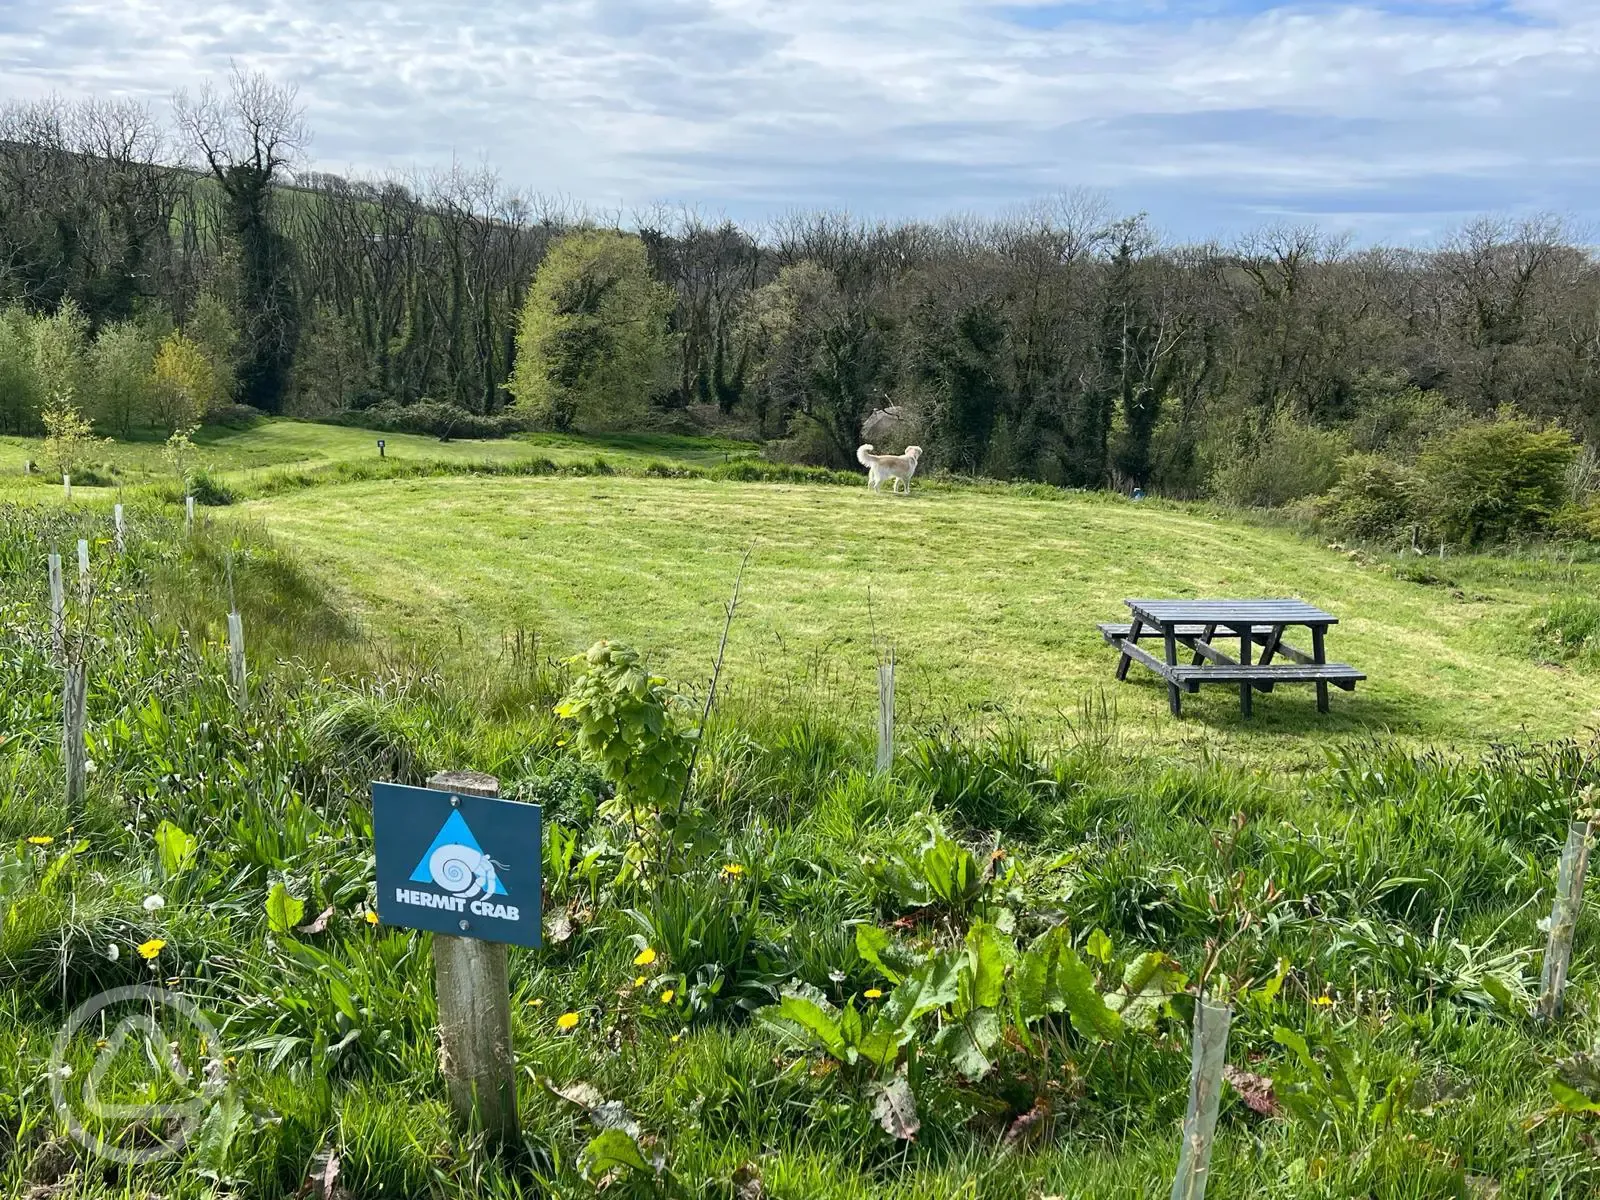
left=87, top=319, right=162, bottom=436
left=509, top=230, right=675, bottom=431
left=151, top=331, right=220, bottom=432
left=41, top=396, right=99, bottom=478
left=1418, top=414, right=1578, bottom=545
left=188, top=288, right=240, bottom=412
left=0, top=306, right=42, bottom=434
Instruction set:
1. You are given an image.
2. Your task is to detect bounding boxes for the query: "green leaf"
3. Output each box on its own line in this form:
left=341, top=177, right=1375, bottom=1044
left=877, top=953, right=962, bottom=1034
left=959, top=920, right=1009, bottom=1014
left=1253, top=956, right=1291, bottom=1005
left=266, top=882, right=305, bottom=935
left=154, top=820, right=198, bottom=877
left=579, top=1128, right=654, bottom=1179
left=1086, top=928, right=1113, bottom=964
left=855, top=924, right=904, bottom=984
left=934, top=1010, right=1003, bottom=1081
left=774, top=993, right=849, bottom=1062
left=1109, top=951, right=1186, bottom=1031
left=1552, top=1079, right=1600, bottom=1114
left=1273, top=1025, right=1316, bottom=1071
left=1015, top=927, right=1122, bottom=1042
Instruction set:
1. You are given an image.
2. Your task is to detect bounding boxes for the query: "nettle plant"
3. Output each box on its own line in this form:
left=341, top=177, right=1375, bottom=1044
left=555, top=641, right=698, bottom=875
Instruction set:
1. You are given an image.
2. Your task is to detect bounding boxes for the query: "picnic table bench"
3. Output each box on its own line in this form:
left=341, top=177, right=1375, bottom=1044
left=1099, top=599, right=1364, bottom=717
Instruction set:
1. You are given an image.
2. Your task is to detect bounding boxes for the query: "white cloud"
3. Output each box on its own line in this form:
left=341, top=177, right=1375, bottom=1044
left=0, top=0, right=1595, bottom=240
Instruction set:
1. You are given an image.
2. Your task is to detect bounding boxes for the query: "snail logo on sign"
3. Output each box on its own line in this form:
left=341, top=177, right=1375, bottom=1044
left=373, top=781, right=541, bottom=948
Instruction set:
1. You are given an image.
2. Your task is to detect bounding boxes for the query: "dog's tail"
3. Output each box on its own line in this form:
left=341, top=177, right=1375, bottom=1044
left=856, top=444, right=877, bottom=467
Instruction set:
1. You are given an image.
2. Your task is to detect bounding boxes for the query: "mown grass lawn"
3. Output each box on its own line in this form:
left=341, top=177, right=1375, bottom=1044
left=245, top=473, right=1600, bottom=753
left=0, top=419, right=756, bottom=498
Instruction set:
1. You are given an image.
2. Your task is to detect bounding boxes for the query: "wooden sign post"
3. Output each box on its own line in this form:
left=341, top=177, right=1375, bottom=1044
left=373, top=772, right=541, bottom=1147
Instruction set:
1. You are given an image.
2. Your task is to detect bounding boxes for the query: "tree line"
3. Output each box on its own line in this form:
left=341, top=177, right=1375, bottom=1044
left=3, top=71, right=1600, bottom=534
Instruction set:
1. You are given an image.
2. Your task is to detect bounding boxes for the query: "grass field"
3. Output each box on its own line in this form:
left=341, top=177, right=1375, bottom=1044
left=7, top=421, right=1600, bottom=1199
left=243, top=472, right=1600, bottom=752
left=0, top=421, right=758, bottom=497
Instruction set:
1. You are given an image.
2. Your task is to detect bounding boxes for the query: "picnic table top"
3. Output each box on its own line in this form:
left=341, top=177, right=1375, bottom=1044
left=1125, top=598, right=1339, bottom=626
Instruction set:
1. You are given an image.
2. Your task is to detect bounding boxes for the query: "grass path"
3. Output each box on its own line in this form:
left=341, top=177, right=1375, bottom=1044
left=246, top=474, right=1600, bottom=754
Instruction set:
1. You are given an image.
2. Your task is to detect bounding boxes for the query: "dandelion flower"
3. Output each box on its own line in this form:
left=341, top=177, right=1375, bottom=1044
left=556, top=1011, right=580, bottom=1031
left=142, top=894, right=165, bottom=912
left=721, top=863, right=744, bottom=877
left=659, top=989, right=675, bottom=1003
left=633, top=947, right=657, bottom=967
left=633, top=975, right=646, bottom=987
left=1313, top=994, right=1334, bottom=1007
left=670, top=1033, right=682, bottom=1044
left=27, top=835, right=53, bottom=846
left=137, top=938, right=166, bottom=960
left=364, top=911, right=379, bottom=926
left=528, top=998, right=545, bottom=1008
left=864, top=988, right=883, bottom=1000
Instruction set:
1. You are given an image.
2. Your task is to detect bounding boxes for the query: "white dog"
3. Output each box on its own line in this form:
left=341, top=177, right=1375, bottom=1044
left=857, top=444, right=922, bottom=494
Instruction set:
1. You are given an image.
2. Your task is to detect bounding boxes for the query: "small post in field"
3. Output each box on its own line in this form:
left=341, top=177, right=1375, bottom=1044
left=226, top=610, right=248, bottom=710
left=63, top=473, right=71, bottom=500
left=377, top=438, right=386, bottom=458
left=426, top=769, right=519, bottom=1145
left=63, top=658, right=87, bottom=807
left=185, top=495, right=195, bottom=535
left=1171, top=997, right=1232, bottom=1200
left=48, top=552, right=65, bottom=659
left=114, top=503, right=125, bottom=554
left=1538, top=819, right=1594, bottom=1021
left=876, top=651, right=896, bottom=774
left=77, top=539, right=90, bottom=603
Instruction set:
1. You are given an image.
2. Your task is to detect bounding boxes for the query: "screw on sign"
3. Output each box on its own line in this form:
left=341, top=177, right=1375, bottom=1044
left=372, top=773, right=541, bottom=1146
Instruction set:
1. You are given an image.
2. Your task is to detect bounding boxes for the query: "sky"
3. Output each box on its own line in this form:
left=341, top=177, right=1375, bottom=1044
left=0, top=0, right=1596, bottom=243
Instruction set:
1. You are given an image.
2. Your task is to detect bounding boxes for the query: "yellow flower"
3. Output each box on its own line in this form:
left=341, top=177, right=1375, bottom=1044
left=659, top=988, right=675, bottom=1003
left=364, top=911, right=379, bottom=926
left=864, top=988, right=884, bottom=1000
left=633, top=975, right=646, bottom=987
left=1313, top=994, right=1334, bottom=1007
left=556, top=1011, right=580, bottom=1031
left=670, top=1032, right=682, bottom=1043
left=721, top=863, right=744, bottom=877
left=27, top=836, right=54, bottom=845
left=528, top=998, right=545, bottom=1007
left=633, top=947, right=657, bottom=967
left=136, top=938, right=166, bottom=960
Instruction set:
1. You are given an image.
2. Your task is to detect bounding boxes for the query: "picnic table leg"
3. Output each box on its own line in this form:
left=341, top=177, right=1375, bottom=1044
left=1193, top=623, right=1216, bottom=666
left=1238, top=626, right=1253, bottom=717
left=1312, top=625, right=1329, bottom=713
left=1164, top=624, right=1181, bottom=717
left=1116, top=618, right=1143, bottom=681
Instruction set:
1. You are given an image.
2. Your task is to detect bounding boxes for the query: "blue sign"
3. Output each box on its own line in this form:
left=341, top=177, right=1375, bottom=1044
left=373, top=782, right=541, bottom=948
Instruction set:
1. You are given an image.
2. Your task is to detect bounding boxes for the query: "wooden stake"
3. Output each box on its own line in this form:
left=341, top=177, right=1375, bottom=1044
left=1171, top=998, right=1232, bottom=1200
left=63, top=659, right=87, bottom=807
left=114, top=503, right=126, bottom=554
left=1538, top=819, right=1594, bottom=1021
left=48, top=553, right=65, bottom=659
left=876, top=657, right=895, bottom=773
left=77, top=539, right=90, bottom=602
left=426, top=769, right=519, bottom=1146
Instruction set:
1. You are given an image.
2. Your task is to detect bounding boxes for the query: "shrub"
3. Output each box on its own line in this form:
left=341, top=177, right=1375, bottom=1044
left=1416, top=415, right=1577, bottom=546
left=1313, top=454, right=1422, bottom=544
left=1529, top=597, right=1600, bottom=666
left=1209, top=413, right=1345, bottom=508
left=189, top=470, right=235, bottom=506
left=321, top=402, right=533, bottom=440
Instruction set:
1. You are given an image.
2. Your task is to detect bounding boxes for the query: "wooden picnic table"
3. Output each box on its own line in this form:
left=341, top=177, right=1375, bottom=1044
left=1098, top=598, right=1364, bottom=717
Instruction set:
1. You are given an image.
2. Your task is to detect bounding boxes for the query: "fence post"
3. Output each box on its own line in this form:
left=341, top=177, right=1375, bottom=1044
left=1171, top=997, right=1232, bottom=1200
left=1538, top=820, right=1594, bottom=1021
left=185, top=495, right=195, bottom=535
left=876, top=657, right=895, bottom=773
left=227, top=610, right=248, bottom=710
left=77, top=539, right=90, bottom=602
left=114, top=504, right=125, bottom=554
left=48, top=552, right=65, bottom=660
left=63, top=658, right=87, bottom=807
left=426, top=769, right=519, bottom=1146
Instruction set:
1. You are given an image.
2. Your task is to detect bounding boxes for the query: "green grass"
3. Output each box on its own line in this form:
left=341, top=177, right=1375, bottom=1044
left=7, top=427, right=1600, bottom=1198
left=242, top=473, right=1600, bottom=753
left=0, top=418, right=758, bottom=498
